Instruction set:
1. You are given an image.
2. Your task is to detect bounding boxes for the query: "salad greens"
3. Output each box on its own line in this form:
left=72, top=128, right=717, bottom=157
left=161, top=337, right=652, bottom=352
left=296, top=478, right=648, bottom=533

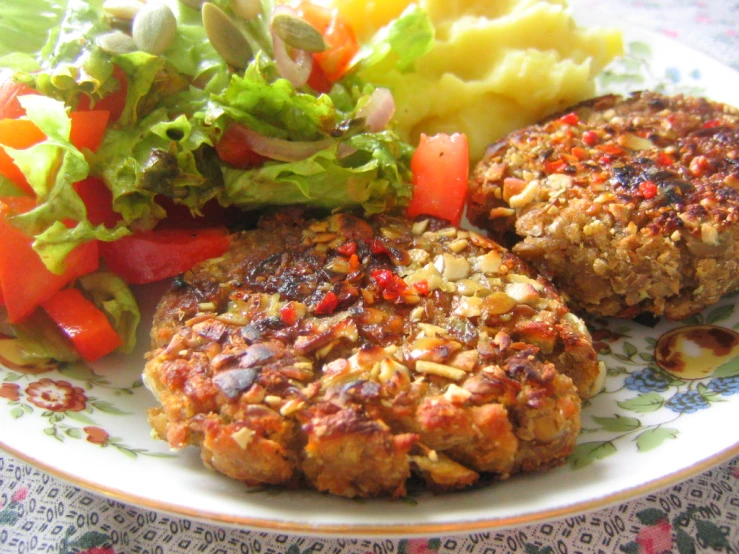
left=0, top=0, right=436, bottom=363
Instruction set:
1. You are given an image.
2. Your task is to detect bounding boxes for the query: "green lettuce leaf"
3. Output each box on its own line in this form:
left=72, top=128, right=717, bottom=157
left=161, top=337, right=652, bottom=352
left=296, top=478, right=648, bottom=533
left=0, top=0, right=64, bottom=56
left=223, top=130, right=413, bottom=214
left=208, top=54, right=337, bottom=140
left=78, top=271, right=140, bottom=354
left=2, top=95, right=129, bottom=274
left=353, top=4, right=435, bottom=77
left=11, top=309, right=80, bottom=364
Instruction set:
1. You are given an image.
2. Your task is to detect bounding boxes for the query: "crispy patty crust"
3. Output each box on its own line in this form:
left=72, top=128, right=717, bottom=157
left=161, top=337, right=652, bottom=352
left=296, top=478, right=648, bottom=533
left=468, top=92, right=739, bottom=320
left=144, top=212, right=601, bottom=497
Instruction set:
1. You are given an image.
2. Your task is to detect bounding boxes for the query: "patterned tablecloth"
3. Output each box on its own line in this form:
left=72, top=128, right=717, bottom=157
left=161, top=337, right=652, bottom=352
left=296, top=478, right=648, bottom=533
left=2, top=1, right=739, bottom=553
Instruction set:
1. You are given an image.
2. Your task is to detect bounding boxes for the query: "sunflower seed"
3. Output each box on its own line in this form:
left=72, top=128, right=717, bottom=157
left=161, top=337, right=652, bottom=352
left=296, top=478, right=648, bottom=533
left=232, top=0, right=262, bottom=20
left=96, top=30, right=138, bottom=55
left=103, top=0, right=145, bottom=21
left=202, top=2, right=253, bottom=68
left=132, top=2, right=177, bottom=55
left=271, top=13, right=326, bottom=53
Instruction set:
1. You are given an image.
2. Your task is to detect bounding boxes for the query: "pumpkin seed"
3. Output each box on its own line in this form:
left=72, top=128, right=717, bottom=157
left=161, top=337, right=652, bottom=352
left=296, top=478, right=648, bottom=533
left=271, top=13, right=326, bottom=53
left=232, top=0, right=262, bottom=21
left=132, top=2, right=177, bottom=55
left=179, top=0, right=206, bottom=9
left=96, top=30, right=138, bottom=55
left=202, top=2, right=253, bottom=68
left=102, top=0, right=145, bottom=21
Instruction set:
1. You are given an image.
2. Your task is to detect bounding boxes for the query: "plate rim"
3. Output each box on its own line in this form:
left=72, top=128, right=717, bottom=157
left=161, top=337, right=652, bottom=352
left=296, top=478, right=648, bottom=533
left=2, top=438, right=737, bottom=537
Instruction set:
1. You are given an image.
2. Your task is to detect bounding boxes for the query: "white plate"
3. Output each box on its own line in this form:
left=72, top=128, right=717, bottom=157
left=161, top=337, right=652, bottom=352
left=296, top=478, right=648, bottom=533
left=1, top=15, right=739, bottom=538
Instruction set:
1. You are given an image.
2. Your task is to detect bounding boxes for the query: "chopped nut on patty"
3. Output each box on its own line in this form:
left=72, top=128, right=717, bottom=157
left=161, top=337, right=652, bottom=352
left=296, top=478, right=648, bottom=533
left=468, top=92, right=739, bottom=320
left=144, top=211, right=600, bottom=498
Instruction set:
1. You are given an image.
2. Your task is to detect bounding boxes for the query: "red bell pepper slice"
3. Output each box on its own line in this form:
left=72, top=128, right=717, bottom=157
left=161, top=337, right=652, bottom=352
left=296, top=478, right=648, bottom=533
left=0, top=118, right=47, bottom=195
left=73, top=177, right=121, bottom=229
left=0, top=110, right=110, bottom=195
left=100, top=227, right=230, bottom=285
left=0, top=78, right=39, bottom=120
left=405, top=133, right=470, bottom=227
left=42, top=287, right=122, bottom=362
left=0, top=196, right=99, bottom=323
left=69, top=111, right=110, bottom=153
left=215, top=123, right=269, bottom=169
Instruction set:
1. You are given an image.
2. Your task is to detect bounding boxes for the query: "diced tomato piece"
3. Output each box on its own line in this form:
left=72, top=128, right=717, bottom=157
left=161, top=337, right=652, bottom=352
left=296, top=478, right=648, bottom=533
left=0, top=197, right=99, bottom=323
left=295, top=2, right=359, bottom=82
left=74, top=177, right=120, bottom=228
left=406, top=133, right=469, bottom=227
left=69, top=111, right=110, bottom=153
left=100, top=227, right=230, bottom=285
left=215, top=124, right=268, bottom=169
left=42, top=287, right=121, bottom=362
left=0, top=78, right=39, bottom=120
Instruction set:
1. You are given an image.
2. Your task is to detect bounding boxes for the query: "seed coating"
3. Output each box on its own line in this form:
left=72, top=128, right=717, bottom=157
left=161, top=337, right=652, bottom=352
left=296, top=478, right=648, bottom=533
left=132, top=2, right=177, bottom=55
left=202, top=2, right=254, bottom=68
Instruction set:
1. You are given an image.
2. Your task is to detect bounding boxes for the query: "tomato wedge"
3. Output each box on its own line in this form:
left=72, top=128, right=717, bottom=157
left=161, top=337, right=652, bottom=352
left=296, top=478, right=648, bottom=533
left=295, top=2, right=359, bottom=82
left=406, top=133, right=470, bottom=227
left=0, top=197, right=99, bottom=323
left=42, top=287, right=121, bottom=362
left=100, top=227, right=231, bottom=285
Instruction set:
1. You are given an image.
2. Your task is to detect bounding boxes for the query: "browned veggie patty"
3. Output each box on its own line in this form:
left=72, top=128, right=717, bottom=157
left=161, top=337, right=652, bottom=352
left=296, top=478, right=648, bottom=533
left=144, top=211, right=601, bottom=498
left=468, top=92, right=739, bottom=320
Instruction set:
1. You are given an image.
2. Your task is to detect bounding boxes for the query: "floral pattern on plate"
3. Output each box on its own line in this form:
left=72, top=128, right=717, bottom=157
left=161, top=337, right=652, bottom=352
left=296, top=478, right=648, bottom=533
left=0, top=362, right=171, bottom=459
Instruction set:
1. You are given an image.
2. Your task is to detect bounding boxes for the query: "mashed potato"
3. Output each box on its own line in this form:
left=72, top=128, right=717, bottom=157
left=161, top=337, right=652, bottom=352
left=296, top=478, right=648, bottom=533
left=331, top=0, right=623, bottom=161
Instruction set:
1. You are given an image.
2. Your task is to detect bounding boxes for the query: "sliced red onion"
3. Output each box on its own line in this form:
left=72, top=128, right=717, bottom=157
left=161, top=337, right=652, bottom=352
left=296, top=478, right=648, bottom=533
left=337, top=143, right=357, bottom=159
left=271, top=5, right=313, bottom=88
left=356, top=87, right=396, bottom=132
left=230, top=124, right=333, bottom=162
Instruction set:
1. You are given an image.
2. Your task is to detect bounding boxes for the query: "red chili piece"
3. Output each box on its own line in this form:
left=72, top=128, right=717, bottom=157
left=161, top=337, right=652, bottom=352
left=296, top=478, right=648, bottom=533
left=657, top=151, right=674, bottom=167
left=544, top=159, right=567, bottom=173
left=639, top=180, right=658, bottom=199
left=582, top=131, right=599, bottom=146
left=369, top=239, right=390, bottom=255
left=413, top=280, right=430, bottom=296
left=558, top=112, right=579, bottom=126
left=370, top=269, right=409, bottom=302
left=702, top=119, right=721, bottom=129
left=314, top=291, right=338, bottom=314
left=280, top=304, right=298, bottom=325
left=336, top=241, right=357, bottom=257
